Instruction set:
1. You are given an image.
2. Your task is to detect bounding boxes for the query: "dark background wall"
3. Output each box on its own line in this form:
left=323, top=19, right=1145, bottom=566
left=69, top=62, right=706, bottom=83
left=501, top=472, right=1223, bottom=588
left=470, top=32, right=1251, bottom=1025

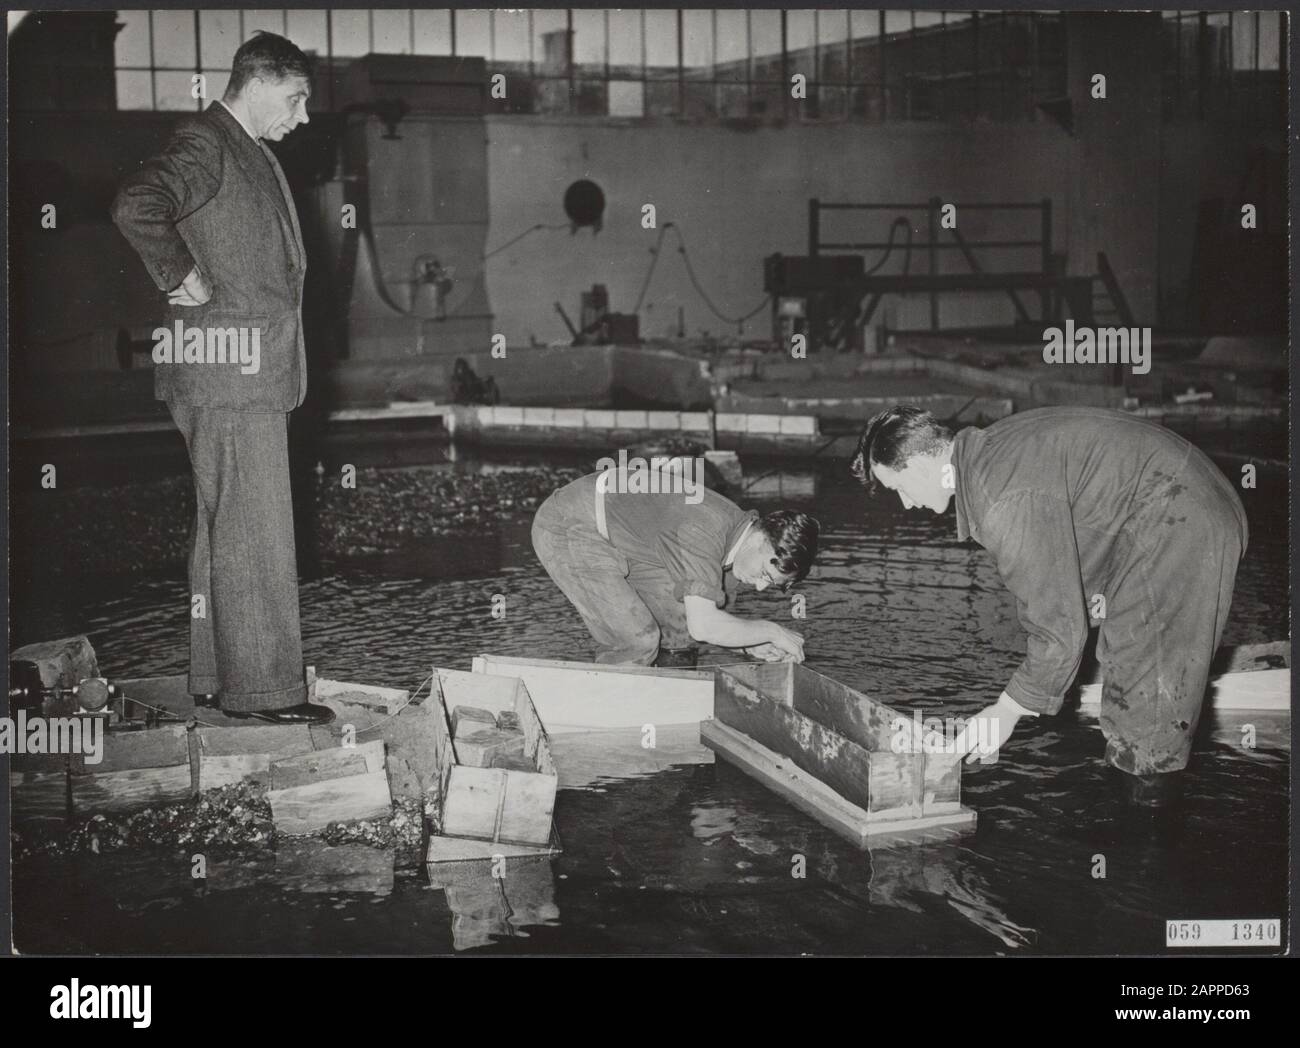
left=8, top=10, right=1288, bottom=390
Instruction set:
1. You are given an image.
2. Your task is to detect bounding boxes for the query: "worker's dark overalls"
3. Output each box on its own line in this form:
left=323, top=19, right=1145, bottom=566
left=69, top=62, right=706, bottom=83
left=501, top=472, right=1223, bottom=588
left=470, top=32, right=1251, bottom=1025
left=952, top=408, right=1249, bottom=776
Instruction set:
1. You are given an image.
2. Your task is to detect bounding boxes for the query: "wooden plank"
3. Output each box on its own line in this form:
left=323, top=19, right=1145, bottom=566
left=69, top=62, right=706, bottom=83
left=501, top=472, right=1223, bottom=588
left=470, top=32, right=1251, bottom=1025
left=442, top=765, right=509, bottom=841
left=11, top=770, right=70, bottom=819
left=548, top=724, right=713, bottom=789
left=95, top=726, right=188, bottom=773
left=437, top=669, right=520, bottom=718
left=1078, top=668, right=1289, bottom=712
left=507, top=674, right=556, bottom=777
left=701, top=720, right=976, bottom=848
left=426, top=674, right=459, bottom=834
left=786, top=664, right=897, bottom=751
left=314, top=678, right=409, bottom=716
left=69, top=765, right=193, bottom=813
left=268, top=739, right=385, bottom=791
left=714, top=666, right=900, bottom=816
left=499, top=769, right=558, bottom=845
left=426, top=834, right=560, bottom=864
left=200, top=754, right=272, bottom=789
left=197, top=724, right=314, bottom=758
left=441, top=763, right=555, bottom=847
left=267, top=768, right=392, bottom=836
left=923, top=752, right=963, bottom=813
left=471, top=654, right=716, bottom=731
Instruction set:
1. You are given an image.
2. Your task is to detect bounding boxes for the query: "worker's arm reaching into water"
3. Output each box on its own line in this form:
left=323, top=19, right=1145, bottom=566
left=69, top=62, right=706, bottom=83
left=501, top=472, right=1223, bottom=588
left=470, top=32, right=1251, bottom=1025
left=951, top=691, right=1038, bottom=764
left=683, top=595, right=806, bottom=662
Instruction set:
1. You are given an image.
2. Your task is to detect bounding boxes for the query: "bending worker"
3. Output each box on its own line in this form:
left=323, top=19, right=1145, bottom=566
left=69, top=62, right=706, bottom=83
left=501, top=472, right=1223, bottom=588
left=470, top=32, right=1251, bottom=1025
left=852, top=405, right=1247, bottom=807
left=532, top=462, right=818, bottom=666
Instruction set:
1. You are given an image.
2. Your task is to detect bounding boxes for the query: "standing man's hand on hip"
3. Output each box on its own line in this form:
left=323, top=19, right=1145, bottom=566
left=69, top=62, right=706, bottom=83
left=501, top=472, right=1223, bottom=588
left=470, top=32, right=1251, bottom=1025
left=169, top=265, right=213, bottom=307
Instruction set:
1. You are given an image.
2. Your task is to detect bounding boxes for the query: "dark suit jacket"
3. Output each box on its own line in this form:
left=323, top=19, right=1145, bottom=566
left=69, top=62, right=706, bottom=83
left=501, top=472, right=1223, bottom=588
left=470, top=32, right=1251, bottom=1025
left=111, top=102, right=307, bottom=411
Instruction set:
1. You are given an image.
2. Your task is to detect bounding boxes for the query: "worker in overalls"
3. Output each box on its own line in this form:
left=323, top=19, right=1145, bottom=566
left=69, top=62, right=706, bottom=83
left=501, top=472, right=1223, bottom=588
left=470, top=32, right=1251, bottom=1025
left=531, top=461, right=818, bottom=666
left=852, top=406, right=1248, bottom=807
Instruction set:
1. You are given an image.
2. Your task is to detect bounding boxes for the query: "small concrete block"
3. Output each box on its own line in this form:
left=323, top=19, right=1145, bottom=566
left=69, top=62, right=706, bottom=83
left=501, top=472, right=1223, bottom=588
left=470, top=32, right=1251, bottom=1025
left=779, top=415, right=818, bottom=436
left=472, top=405, right=495, bottom=426
left=747, top=414, right=784, bottom=434
left=615, top=410, right=648, bottom=429
left=715, top=413, right=747, bottom=433
left=494, top=406, right=524, bottom=425
left=553, top=408, right=585, bottom=428
left=584, top=409, right=617, bottom=428
left=452, top=705, right=498, bottom=739
left=523, top=407, right=555, bottom=425
left=647, top=411, right=681, bottom=430
left=680, top=412, right=712, bottom=432
left=455, top=728, right=526, bottom=769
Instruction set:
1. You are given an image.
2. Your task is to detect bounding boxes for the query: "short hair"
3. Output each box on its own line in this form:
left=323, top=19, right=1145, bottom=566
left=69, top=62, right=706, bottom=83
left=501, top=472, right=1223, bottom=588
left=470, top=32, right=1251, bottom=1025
left=851, top=406, right=953, bottom=494
left=226, top=32, right=313, bottom=98
left=757, top=510, right=819, bottom=588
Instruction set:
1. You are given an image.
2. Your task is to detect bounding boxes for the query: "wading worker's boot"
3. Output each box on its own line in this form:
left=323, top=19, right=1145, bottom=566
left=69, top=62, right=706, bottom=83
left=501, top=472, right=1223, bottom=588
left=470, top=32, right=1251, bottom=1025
left=1119, top=770, right=1185, bottom=809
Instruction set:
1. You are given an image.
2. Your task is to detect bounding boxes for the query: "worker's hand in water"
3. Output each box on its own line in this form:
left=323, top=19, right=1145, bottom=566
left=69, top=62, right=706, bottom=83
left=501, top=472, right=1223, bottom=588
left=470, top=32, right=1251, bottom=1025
left=952, top=691, right=1035, bottom=765
left=761, top=624, right=805, bottom=663
left=169, top=266, right=212, bottom=307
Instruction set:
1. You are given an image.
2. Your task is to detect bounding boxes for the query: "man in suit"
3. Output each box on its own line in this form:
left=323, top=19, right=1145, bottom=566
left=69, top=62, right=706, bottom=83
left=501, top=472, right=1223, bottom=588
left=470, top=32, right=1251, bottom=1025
left=112, top=32, right=330, bottom=723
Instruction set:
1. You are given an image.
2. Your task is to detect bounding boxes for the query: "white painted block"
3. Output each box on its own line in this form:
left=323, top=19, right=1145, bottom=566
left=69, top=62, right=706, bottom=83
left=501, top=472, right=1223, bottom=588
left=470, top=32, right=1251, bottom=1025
left=647, top=411, right=681, bottom=430
left=779, top=415, right=818, bottom=436
left=494, top=406, right=524, bottom=425
left=680, top=412, right=712, bottom=432
left=747, top=414, right=784, bottom=434
left=553, top=408, right=585, bottom=428
left=614, top=410, right=648, bottom=429
left=715, top=413, right=747, bottom=432
left=523, top=407, right=555, bottom=425
left=584, top=409, right=617, bottom=428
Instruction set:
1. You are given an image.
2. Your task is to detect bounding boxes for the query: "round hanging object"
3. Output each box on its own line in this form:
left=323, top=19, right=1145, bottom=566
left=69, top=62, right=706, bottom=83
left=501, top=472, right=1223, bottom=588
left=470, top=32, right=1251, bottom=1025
left=564, top=179, right=605, bottom=232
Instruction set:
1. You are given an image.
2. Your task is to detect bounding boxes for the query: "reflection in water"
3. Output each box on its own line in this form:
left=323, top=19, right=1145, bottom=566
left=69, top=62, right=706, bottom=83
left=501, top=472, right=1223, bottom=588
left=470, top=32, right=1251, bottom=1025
left=426, top=857, right=560, bottom=951
left=9, top=456, right=1289, bottom=955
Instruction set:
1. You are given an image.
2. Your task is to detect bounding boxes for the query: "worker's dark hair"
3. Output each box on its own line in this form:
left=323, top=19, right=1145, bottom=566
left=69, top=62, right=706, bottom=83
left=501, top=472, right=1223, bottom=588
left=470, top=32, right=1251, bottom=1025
left=226, top=32, right=313, bottom=97
left=851, top=406, right=953, bottom=494
left=758, top=510, right=819, bottom=588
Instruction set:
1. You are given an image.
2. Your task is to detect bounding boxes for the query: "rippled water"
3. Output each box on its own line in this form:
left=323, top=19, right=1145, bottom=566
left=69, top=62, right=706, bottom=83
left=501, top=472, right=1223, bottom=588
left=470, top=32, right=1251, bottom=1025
left=10, top=447, right=1290, bottom=955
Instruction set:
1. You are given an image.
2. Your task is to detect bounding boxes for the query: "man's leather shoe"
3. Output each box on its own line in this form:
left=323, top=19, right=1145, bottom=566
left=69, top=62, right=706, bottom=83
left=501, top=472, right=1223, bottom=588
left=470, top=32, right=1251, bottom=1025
left=227, top=702, right=336, bottom=725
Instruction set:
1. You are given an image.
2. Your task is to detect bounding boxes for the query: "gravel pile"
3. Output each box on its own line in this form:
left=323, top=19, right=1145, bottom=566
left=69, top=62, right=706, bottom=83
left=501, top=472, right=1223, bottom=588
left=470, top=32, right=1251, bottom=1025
left=12, top=782, right=426, bottom=860
left=12, top=463, right=584, bottom=575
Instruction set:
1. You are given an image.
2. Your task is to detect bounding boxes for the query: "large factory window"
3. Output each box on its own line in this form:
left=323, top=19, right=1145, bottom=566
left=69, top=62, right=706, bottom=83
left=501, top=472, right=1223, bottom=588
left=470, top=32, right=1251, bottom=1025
left=101, top=8, right=1281, bottom=126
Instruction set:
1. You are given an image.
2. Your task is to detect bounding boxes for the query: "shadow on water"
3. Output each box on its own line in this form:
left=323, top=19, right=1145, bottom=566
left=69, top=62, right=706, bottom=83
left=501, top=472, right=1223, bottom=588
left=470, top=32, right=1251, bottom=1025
left=9, top=449, right=1290, bottom=954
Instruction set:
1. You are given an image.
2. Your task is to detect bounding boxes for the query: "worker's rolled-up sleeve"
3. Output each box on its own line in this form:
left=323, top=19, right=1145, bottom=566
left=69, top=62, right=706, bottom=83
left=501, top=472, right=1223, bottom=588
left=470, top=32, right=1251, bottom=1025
left=983, top=492, right=1088, bottom=714
left=657, top=520, right=727, bottom=606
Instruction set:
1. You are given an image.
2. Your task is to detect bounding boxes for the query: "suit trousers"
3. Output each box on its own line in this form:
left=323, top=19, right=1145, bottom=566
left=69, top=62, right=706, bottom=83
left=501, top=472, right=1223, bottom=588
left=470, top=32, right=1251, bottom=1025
left=168, top=402, right=306, bottom=712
